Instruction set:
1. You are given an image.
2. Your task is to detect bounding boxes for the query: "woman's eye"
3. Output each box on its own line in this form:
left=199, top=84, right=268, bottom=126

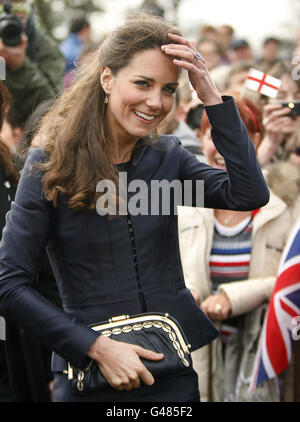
left=135, top=80, right=149, bottom=87
left=164, top=86, right=176, bottom=95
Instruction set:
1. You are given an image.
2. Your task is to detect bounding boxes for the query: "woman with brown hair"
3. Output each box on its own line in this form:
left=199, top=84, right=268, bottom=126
left=0, top=15, right=269, bottom=402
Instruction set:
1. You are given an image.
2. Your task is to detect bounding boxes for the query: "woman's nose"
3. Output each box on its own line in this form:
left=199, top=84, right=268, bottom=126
left=146, top=90, right=162, bottom=110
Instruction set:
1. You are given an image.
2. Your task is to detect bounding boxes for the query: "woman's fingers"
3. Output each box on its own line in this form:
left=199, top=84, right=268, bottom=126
left=110, top=371, right=141, bottom=391
left=162, top=43, right=205, bottom=67
left=122, top=373, right=141, bottom=391
left=167, top=33, right=197, bottom=52
left=91, top=335, right=164, bottom=391
left=164, top=34, right=221, bottom=105
left=135, top=346, right=164, bottom=361
left=134, top=346, right=164, bottom=386
left=167, top=32, right=193, bottom=47
left=264, top=106, right=291, bottom=121
left=131, top=375, right=141, bottom=389
left=173, top=59, right=207, bottom=75
left=200, top=293, right=231, bottom=321
left=162, top=46, right=193, bottom=63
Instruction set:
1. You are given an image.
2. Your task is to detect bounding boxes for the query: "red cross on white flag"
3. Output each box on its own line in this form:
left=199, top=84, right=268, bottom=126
left=244, top=68, right=282, bottom=98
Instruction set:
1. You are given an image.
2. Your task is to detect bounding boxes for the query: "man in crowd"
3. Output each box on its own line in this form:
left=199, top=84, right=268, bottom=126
left=59, top=17, right=91, bottom=73
left=0, top=0, right=65, bottom=126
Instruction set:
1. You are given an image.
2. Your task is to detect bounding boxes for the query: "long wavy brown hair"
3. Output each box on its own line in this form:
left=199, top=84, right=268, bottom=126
left=0, top=81, right=19, bottom=188
left=35, top=14, right=181, bottom=210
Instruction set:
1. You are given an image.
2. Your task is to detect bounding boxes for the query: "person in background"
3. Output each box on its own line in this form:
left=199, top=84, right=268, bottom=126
left=228, top=39, right=254, bottom=63
left=210, top=60, right=256, bottom=94
left=0, top=115, right=23, bottom=153
left=256, top=61, right=300, bottom=227
left=178, top=95, right=293, bottom=402
left=257, top=61, right=300, bottom=168
left=218, top=25, right=235, bottom=55
left=64, top=43, right=98, bottom=90
left=15, top=99, right=55, bottom=168
left=0, top=83, right=60, bottom=402
left=0, top=81, right=18, bottom=267
left=197, top=38, right=223, bottom=71
left=257, top=37, right=282, bottom=73
left=60, top=17, right=91, bottom=74
left=0, top=81, right=18, bottom=402
left=137, top=0, right=165, bottom=18
left=198, top=25, right=220, bottom=44
left=185, top=103, right=205, bottom=156
left=158, top=90, right=203, bottom=158
left=197, top=25, right=230, bottom=67
left=7, top=98, right=61, bottom=402
left=224, top=61, right=256, bottom=93
left=0, top=0, right=65, bottom=125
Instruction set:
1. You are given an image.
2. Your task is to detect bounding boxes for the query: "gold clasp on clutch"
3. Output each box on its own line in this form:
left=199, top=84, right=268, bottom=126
left=108, top=315, right=130, bottom=323
left=67, top=362, right=74, bottom=380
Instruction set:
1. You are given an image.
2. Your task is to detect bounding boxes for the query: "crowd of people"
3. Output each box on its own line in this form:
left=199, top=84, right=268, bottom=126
left=0, top=0, right=299, bottom=403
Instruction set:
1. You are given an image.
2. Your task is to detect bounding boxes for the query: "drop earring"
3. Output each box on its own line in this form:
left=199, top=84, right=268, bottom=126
left=104, top=93, right=108, bottom=104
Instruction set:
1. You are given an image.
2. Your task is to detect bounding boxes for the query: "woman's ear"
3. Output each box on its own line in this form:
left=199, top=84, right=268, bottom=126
left=100, top=66, right=113, bottom=94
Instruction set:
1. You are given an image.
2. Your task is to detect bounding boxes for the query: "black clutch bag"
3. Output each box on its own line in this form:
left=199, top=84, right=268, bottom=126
left=67, top=312, right=192, bottom=393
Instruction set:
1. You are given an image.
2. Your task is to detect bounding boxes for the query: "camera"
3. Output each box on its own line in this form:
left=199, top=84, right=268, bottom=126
left=0, top=2, right=23, bottom=47
left=281, top=100, right=300, bottom=117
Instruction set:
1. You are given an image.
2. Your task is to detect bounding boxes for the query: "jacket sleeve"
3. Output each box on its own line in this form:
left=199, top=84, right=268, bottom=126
left=179, top=96, right=270, bottom=210
left=0, top=148, right=98, bottom=369
left=217, top=276, right=276, bottom=316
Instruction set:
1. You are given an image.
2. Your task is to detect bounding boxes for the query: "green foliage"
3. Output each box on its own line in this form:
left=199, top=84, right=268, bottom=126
left=34, top=0, right=103, bottom=40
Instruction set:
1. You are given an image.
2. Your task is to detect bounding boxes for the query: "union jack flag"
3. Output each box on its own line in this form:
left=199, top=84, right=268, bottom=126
left=250, top=219, right=300, bottom=391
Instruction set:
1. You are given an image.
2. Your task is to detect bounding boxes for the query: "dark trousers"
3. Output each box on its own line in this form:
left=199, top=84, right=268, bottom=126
left=4, top=321, right=51, bottom=402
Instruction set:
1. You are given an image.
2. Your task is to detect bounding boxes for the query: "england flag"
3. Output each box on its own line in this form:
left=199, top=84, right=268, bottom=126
left=245, top=68, right=282, bottom=98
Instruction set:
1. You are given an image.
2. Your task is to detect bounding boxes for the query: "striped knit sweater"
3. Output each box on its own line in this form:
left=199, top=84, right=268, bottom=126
left=210, top=215, right=253, bottom=293
left=209, top=212, right=260, bottom=333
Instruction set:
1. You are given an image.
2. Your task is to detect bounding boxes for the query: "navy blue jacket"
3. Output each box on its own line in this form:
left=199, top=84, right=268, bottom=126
left=0, top=97, right=269, bottom=370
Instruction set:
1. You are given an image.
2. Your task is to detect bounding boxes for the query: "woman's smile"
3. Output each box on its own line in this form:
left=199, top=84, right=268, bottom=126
left=132, top=109, right=158, bottom=122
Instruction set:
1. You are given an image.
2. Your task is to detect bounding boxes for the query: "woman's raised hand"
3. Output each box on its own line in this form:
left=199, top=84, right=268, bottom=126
left=161, top=33, right=223, bottom=106
left=87, top=335, right=164, bottom=391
